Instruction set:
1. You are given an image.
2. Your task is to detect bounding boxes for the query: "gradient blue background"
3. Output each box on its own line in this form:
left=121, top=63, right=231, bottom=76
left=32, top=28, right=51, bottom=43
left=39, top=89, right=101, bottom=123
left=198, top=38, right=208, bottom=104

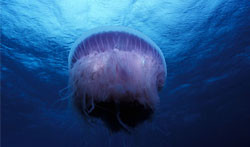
left=1, top=0, right=250, bottom=146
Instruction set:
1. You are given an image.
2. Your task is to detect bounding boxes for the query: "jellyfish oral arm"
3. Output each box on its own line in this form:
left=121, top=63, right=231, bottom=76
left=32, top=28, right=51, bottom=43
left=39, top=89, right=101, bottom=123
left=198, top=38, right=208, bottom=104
left=70, top=49, right=163, bottom=107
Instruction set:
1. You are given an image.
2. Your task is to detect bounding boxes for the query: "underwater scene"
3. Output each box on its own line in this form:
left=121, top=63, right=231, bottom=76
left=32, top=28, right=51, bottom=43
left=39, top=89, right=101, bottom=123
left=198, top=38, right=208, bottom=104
left=1, top=0, right=250, bottom=147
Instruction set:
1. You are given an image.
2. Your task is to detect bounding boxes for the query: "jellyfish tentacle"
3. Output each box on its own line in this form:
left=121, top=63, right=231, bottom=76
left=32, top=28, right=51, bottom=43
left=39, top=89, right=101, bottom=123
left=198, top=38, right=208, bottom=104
left=82, top=94, right=89, bottom=116
left=87, top=96, right=95, bottom=113
left=116, top=112, right=131, bottom=133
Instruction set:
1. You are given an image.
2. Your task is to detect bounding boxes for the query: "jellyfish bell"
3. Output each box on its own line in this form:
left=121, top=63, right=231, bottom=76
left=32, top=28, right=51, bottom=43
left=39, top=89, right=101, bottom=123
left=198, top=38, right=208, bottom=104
left=68, top=26, right=167, bottom=131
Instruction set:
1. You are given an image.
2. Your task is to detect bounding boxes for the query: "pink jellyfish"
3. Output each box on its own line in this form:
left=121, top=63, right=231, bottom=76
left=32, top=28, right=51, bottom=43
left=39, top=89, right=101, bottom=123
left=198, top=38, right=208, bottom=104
left=68, top=26, right=167, bottom=131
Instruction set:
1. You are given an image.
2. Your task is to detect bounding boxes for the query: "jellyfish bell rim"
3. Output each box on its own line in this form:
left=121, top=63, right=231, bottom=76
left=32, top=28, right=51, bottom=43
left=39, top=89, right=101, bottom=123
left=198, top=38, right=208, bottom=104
left=68, top=26, right=167, bottom=77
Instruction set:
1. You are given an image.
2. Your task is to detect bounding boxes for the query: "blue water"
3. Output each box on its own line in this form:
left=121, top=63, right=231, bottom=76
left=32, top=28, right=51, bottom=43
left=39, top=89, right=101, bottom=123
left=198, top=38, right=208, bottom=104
left=1, top=0, right=250, bottom=147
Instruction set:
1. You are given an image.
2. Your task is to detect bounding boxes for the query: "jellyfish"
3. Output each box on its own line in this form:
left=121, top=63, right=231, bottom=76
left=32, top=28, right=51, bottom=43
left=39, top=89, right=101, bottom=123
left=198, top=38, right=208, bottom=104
left=68, top=26, right=167, bottom=131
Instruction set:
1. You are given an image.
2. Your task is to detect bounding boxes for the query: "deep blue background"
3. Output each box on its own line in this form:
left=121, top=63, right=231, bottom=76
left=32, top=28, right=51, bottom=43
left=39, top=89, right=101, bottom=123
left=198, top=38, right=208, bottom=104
left=1, top=0, right=250, bottom=146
